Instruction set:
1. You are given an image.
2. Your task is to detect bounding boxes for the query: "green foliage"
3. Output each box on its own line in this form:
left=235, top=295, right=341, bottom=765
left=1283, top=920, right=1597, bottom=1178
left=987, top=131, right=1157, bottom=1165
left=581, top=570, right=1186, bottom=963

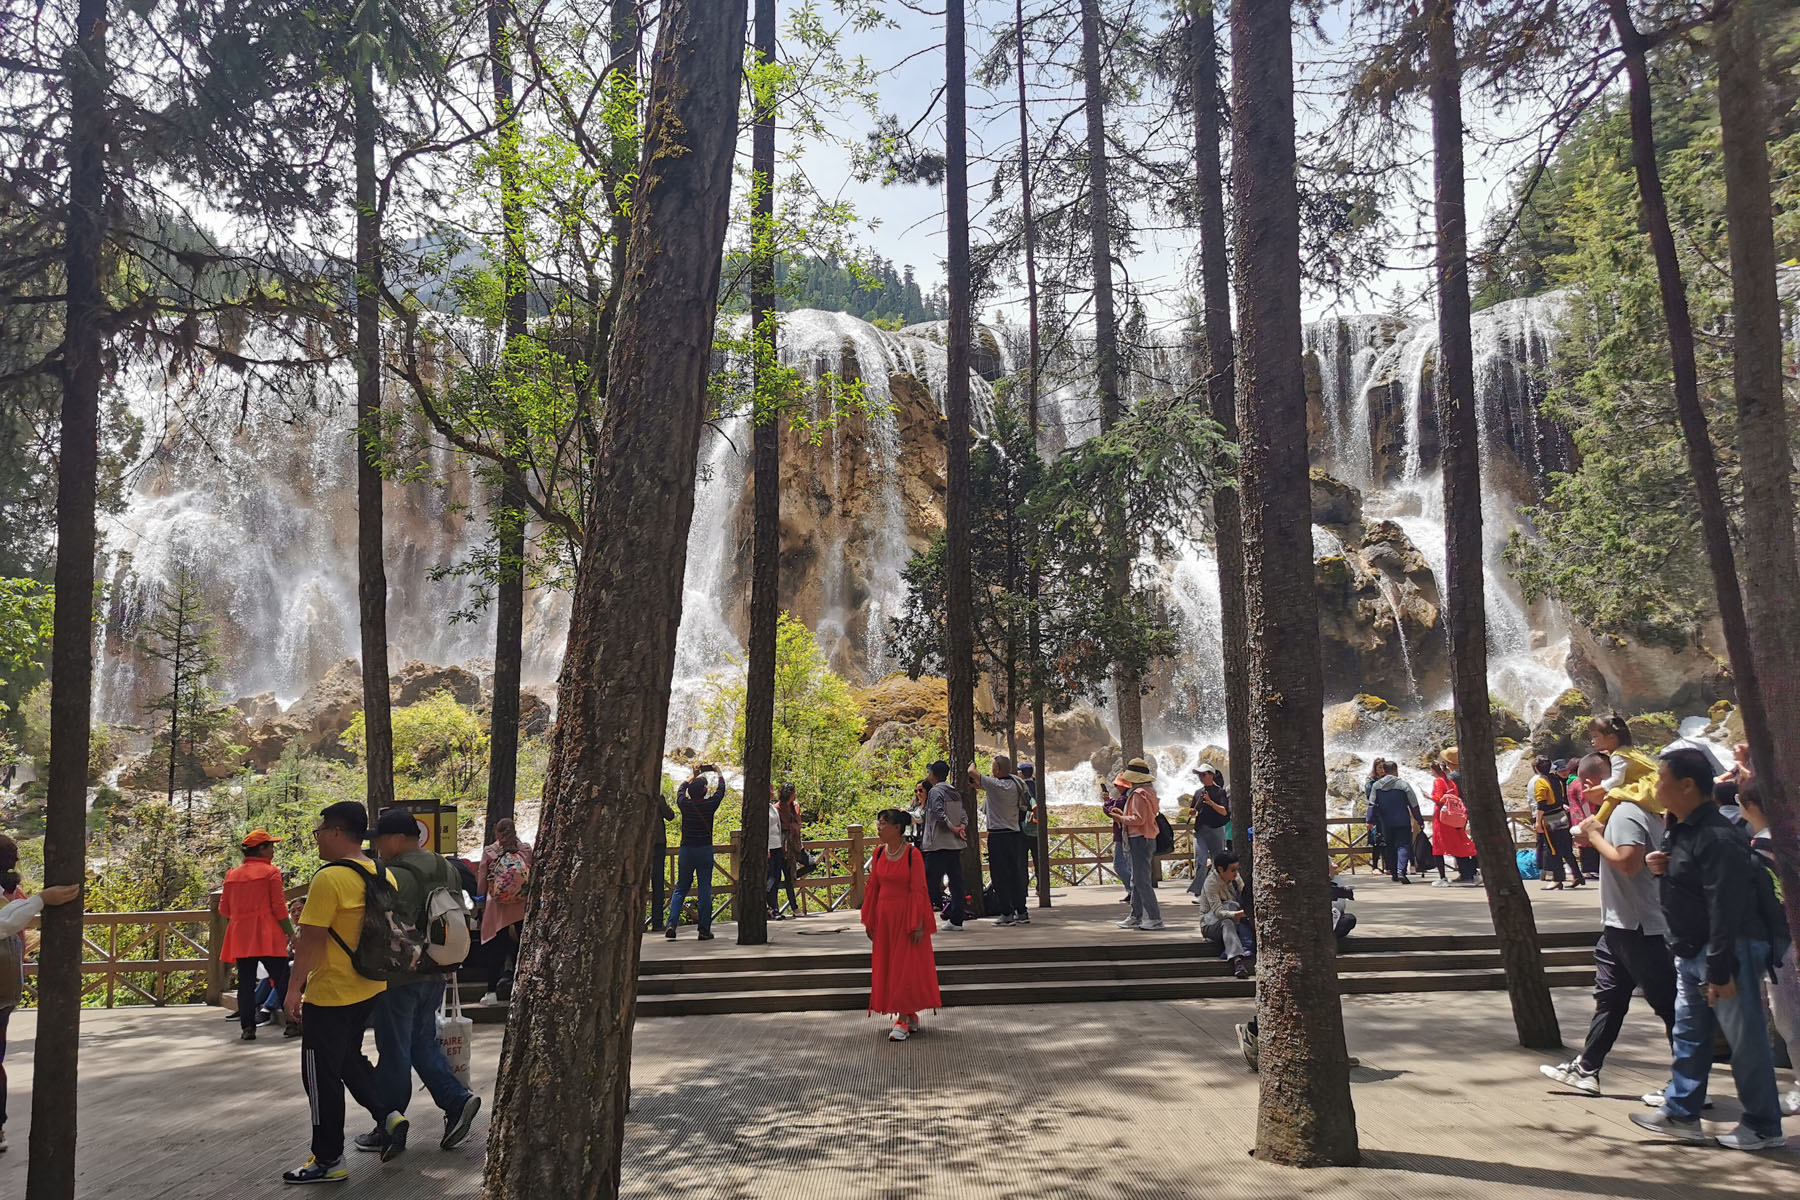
left=136, top=566, right=239, bottom=801
left=0, top=576, right=51, bottom=761
left=85, top=800, right=210, bottom=913
left=344, top=691, right=489, bottom=803
left=701, top=615, right=870, bottom=827
left=1495, top=31, right=1800, bottom=645
left=722, top=253, right=945, bottom=324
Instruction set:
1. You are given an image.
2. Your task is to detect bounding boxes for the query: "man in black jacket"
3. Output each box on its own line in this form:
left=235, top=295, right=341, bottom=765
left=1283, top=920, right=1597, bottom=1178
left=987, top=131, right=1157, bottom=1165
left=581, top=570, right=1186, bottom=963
left=665, top=765, right=726, bottom=941
left=1630, top=748, right=1785, bottom=1152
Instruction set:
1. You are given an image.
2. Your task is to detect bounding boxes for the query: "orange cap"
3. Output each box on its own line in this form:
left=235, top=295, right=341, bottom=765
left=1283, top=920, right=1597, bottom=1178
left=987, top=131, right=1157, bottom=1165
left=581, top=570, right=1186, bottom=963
left=241, top=829, right=285, bottom=849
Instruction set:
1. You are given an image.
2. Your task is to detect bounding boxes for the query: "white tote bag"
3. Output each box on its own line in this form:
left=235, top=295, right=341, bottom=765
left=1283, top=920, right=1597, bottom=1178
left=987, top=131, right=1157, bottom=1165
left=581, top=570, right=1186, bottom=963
left=437, top=981, right=473, bottom=1087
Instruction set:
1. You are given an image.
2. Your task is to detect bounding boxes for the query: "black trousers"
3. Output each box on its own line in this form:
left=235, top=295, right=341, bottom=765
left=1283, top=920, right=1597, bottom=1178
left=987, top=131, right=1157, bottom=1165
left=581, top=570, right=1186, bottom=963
left=1543, top=825, right=1585, bottom=885
left=923, top=848, right=965, bottom=926
left=988, top=829, right=1029, bottom=916
left=301, top=996, right=384, bottom=1162
left=765, top=847, right=795, bottom=913
left=485, top=923, right=520, bottom=994
left=1580, top=925, right=1678, bottom=1073
left=236, top=955, right=291, bottom=1031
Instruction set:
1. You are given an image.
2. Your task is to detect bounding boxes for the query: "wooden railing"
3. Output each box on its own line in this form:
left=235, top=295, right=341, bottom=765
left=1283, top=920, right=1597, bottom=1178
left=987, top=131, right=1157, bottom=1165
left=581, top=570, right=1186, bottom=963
left=17, top=812, right=1539, bottom=1007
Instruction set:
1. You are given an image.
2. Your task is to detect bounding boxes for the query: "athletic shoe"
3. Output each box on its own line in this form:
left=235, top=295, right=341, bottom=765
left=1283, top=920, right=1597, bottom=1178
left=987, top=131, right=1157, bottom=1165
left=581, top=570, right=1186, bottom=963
left=480, top=991, right=501, bottom=1005
left=1715, top=1124, right=1786, bottom=1152
left=1397, top=875, right=1411, bottom=884
left=939, top=921, right=964, bottom=933
left=1781, top=1089, right=1800, bottom=1117
left=284, top=1021, right=303, bottom=1038
left=241, top=1028, right=257, bottom=1041
left=1232, top=956, right=1254, bottom=980
left=1431, top=879, right=1451, bottom=888
left=441, top=1095, right=482, bottom=1150
left=1139, top=920, right=1166, bottom=930
left=1628, top=1110, right=1711, bottom=1143
left=1116, top=918, right=1141, bottom=930
left=1539, top=1061, right=1601, bottom=1095
left=887, top=1022, right=910, bottom=1042
left=282, top=1156, right=348, bottom=1184
left=993, top=914, right=1016, bottom=926
left=1641, top=1085, right=1713, bottom=1110
left=352, top=1130, right=385, bottom=1154
left=905, top=1014, right=921, bottom=1032
left=663, top=927, right=677, bottom=941
left=1235, top=1023, right=1258, bottom=1072
left=1015, top=911, right=1030, bottom=924
left=697, top=930, right=715, bottom=941
left=379, top=1112, right=410, bottom=1163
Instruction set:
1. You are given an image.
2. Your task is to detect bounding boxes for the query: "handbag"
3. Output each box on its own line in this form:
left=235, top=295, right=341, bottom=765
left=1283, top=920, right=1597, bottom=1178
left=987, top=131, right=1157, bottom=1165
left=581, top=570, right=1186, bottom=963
left=795, top=847, right=819, bottom=877
left=437, top=982, right=473, bottom=1086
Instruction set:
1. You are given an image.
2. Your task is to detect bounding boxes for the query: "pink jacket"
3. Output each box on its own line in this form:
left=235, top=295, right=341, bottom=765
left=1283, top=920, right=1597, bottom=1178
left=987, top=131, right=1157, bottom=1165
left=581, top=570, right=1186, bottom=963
left=1121, top=786, right=1161, bottom=839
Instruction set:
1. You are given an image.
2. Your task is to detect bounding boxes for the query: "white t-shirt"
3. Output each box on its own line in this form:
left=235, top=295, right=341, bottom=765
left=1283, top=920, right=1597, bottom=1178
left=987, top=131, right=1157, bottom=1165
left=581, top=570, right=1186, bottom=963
left=768, top=803, right=784, bottom=851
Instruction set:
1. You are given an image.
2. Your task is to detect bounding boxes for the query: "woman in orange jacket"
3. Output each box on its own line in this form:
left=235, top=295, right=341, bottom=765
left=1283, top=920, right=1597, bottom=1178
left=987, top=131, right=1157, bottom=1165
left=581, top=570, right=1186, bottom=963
left=219, top=830, right=296, bottom=1041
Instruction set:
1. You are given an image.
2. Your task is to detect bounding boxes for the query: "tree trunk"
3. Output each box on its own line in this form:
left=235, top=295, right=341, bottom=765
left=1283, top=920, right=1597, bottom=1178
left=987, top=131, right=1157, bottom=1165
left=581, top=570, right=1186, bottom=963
left=478, top=0, right=745, bottom=1193
left=1228, top=0, right=1359, bottom=1167
left=594, top=0, right=639, bottom=401
left=166, top=618, right=182, bottom=811
left=353, top=32, right=394, bottom=824
left=737, top=0, right=777, bottom=946
left=28, top=6, right=106, bottom=1198
left=1430, top=0, right=1561, bottom=1051
left=945, top=0, right=984, bottom=914
left=1078, top=0, right=1142, bottom=761
left=1715, top=0, right=1800, bottom=945
left=484, top=0, right=527, bottom=845
left=1190, top=0, right=1253, bottom=860
left=1018, top=0, right=1052, bottom=908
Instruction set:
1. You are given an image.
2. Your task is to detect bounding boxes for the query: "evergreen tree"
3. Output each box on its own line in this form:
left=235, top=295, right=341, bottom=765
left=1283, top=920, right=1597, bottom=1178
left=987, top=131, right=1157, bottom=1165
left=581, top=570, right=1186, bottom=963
left=136, top=566, right=233, bottom=820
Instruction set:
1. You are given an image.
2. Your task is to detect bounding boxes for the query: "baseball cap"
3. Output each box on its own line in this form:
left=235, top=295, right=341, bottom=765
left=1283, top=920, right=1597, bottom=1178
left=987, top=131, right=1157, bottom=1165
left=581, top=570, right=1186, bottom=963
left=374, top=809, right=423, bottom=838
left=241, top=829, right=285, bottom=849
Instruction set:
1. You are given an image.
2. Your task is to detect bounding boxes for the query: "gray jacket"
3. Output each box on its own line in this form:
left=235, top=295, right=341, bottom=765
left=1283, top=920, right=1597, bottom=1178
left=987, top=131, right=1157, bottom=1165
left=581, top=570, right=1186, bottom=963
left=975, top=773, right=1029, bottom=833
left=923, top=780, right=968, bottom=852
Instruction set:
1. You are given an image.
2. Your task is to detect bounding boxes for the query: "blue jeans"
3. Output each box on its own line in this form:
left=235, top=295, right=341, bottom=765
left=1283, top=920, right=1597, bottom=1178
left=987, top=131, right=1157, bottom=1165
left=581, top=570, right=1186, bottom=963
left=372, top=977, right=472, bottom=1118
left=667, top=846, right=715, bottom=931
left=1662, top=939, right=1781, bottom=1135
left=1382, top=825, right=1412, bottom=877
left=1112, top=837, right=1132, bottom=894
left=1127, top=835, right=1162, bottom=925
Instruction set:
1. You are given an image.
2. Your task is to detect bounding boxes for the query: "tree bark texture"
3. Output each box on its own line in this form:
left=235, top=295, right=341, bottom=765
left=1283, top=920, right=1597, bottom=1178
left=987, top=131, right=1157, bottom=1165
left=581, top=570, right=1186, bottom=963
left=28, top=6, right=107, bottom=1197
left=1017, top=0, right=1052, bottom=907
left=1715, top=0, right=1800, bottom=946
left=485, top=0, right=527, bottom=843
left=737, top=0, right=778, bottom=946
left=479, top=0, right=745, bottom=1193
left=1191, top=0, right=1254, bottom=859
left=353, top=35, right=394, bottom=824
left=1430, top=0, right=1561, bottom=1051
left=1229, top=0, right=1359, bottom=1166
left=1078, top=0, right=1143, bottom=761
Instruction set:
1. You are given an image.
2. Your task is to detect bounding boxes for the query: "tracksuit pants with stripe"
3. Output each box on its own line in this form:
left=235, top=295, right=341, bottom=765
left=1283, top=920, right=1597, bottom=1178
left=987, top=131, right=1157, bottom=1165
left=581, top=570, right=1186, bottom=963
left=301, top=997, right=384, bottom=1162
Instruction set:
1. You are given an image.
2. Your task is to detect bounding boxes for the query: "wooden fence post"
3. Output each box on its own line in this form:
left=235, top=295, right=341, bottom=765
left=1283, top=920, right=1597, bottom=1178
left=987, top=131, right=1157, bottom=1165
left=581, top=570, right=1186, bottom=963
left=204, top=890, right=226, bottom=1006
left=847, top=825, right=866, bottom=907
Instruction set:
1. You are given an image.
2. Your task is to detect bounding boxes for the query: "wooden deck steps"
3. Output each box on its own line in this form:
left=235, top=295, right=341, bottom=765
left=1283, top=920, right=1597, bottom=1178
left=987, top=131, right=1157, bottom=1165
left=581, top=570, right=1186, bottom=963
left=453, top=929, right=1600, bottom=1021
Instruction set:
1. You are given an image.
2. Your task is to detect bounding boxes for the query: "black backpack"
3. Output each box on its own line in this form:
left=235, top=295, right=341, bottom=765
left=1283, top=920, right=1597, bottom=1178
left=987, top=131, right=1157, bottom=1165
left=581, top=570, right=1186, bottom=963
left=1154, top=812, right=1175, bottom=856
left=322, top=859, right=428, bottom=981
left=1748, top=844, right=1793, bottom=983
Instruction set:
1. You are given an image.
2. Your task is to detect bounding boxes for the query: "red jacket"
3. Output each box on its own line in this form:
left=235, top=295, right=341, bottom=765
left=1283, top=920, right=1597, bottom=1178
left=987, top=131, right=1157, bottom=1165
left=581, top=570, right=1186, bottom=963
left=219, top=857, right=290, bottom=960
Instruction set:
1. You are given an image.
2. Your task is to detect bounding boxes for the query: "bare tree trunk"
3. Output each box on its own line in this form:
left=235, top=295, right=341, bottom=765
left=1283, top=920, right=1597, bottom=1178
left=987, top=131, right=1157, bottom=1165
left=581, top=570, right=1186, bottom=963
left=29, top=7, right=107, bottom=1196
left=1077, top=0, right=1143, bottom=761
left=1715, top=0, right=1800, bottom=944
left=1190, top=0, right=1253, bottom=860
left=1229, top=0, right=1358, bottom=1167
left=593, top=0, right=639, bottom=402
left=352, top=25, right=394, bottom=824
left=945, top=0, right=984, bottom=914
left=479, top=0, right=744, bottom=1192
left=1017, top=0, right=1052, bottom=907
left=737, top=0, right=777, bottom=946
left=484, top=0, right=527, bottom=845
left=1430, top=0, right=1561, bottom=1050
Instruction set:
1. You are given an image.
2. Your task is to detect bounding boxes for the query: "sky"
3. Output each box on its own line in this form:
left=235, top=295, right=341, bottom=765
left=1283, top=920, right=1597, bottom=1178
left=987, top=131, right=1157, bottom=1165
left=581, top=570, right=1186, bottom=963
left=789, top=0, right=1561, bottom=331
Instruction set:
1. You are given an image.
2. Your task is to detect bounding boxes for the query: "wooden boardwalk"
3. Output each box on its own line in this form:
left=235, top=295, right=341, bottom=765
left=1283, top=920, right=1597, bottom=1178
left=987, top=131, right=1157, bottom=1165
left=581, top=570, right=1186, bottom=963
left=5, top=883, right=1793, bottom=1197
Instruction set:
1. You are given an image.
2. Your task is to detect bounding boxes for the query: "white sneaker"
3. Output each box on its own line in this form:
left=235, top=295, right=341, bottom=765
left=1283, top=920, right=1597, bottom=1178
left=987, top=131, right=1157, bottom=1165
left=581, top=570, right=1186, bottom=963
left=938, top=921, right=964, bottom=933
left=936, top=918, right=954, bottom=932
left=1139, top=920, right=1166, bottom=930
left=905, top=1014, right=920, bottom=1032
left=1628, top=1110, right=1711, bottom=1143
left=1116, top=918, right=1141, bottom=929
left=1234, top=1023, right=1258, bottom=1072
left=887, top=1022, right=910, bottom=1042
left=1781, top=1089, right=1800, bottom=1117
left=993, top=914, right=1016, bottom=926
left=1642, top=1085, right=1712, bottom=1110
left=479, top=992, right=499, bottom=1007
left=1539, top=1061, right=1601, bottom=1095
left=1431, top=879, right=1451, bottom=888
left=1715, top=1124, right=1787, bottom=1152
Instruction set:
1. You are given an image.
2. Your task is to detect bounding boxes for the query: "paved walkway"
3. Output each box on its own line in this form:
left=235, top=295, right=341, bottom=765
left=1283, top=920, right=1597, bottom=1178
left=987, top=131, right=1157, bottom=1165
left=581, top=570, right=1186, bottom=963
left=643, top=872, right=1606, bottom=963
left=4, top=982, right=1794, bottom=1198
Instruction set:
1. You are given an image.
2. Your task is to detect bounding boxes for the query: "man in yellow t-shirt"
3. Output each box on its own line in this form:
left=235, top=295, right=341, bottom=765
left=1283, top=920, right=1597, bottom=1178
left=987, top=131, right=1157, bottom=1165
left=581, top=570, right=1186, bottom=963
left=280, top=802, right=408, bottom=1184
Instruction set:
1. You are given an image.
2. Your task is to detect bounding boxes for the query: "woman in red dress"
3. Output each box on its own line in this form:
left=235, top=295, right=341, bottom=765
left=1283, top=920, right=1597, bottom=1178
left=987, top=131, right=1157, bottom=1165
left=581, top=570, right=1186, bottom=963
left=862, top=808, right=942, bottom=1041
left=1429, top=753, right=1479, bottom=883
